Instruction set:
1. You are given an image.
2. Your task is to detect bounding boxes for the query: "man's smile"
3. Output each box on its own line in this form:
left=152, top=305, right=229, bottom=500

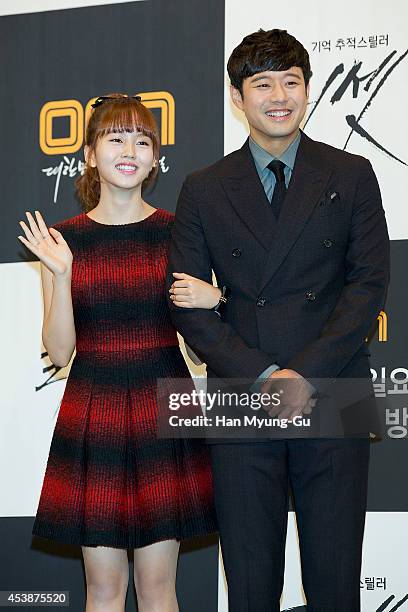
left=265, top=109, right=293, bottom=121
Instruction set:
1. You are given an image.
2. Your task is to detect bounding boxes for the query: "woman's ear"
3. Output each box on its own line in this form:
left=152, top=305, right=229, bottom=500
left=84, top=145, right=96, bottom=168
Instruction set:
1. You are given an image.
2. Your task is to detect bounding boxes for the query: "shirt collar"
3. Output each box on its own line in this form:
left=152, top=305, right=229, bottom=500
left=249, top=131, right=301, bottom=173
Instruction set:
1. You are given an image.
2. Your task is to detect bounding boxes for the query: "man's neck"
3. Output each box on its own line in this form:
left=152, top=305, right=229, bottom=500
left=249, top=129, right=300, bottom=158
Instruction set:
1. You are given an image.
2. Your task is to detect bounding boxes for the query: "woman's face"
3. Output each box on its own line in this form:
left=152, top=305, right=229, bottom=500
left=87, top=130, right=156, bottom=192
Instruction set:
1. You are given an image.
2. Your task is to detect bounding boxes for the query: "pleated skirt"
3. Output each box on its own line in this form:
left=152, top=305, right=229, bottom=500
left=32, top=346, right=217, bottom=548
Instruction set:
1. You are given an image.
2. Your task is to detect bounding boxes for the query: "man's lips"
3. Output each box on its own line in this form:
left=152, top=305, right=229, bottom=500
left=265, top=109, right=292, bottom=121
left=115, top=163, right=138, bottom=174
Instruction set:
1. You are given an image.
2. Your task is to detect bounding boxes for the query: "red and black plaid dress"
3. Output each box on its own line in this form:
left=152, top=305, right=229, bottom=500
left=32, top=209, right=216, bottom=549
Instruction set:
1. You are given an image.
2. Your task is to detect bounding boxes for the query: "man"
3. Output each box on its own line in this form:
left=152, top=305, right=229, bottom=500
left=167, top=29, right=389, bottom=611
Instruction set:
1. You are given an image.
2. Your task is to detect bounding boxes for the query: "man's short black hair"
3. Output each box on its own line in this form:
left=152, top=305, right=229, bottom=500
left=227, top=29, right=312, bottom=94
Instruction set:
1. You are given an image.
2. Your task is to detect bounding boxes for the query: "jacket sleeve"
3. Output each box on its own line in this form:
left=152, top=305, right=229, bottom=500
left=166, top=176, right=273, bottom=381
left=286, top=158, right=390, bottom=380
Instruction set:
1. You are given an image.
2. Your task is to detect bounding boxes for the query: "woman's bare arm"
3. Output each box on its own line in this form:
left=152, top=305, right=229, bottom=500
left=18, top=211, right=76, bottom=367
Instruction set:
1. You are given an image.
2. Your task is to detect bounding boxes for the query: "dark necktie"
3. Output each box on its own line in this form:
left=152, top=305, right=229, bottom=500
left=267, top=160, right=287, bottom=219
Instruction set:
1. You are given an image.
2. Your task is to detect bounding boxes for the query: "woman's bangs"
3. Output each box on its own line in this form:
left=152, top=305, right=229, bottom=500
left=95, top=102, right=155, bottom=140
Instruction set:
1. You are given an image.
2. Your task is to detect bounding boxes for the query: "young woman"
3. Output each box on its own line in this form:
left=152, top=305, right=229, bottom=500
left=18, top=94, right=220, bottom=612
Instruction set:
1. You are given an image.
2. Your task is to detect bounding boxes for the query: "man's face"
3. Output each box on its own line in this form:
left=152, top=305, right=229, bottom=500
left=231, top=67, right=309, bottom=150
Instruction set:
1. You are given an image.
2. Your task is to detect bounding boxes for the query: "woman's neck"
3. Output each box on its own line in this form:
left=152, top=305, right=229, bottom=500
left=87, top=185, right=155, bottom=224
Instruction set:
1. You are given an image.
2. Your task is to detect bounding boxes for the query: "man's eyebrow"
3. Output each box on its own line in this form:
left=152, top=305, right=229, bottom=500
left=249, top=72, right=302, bottom=82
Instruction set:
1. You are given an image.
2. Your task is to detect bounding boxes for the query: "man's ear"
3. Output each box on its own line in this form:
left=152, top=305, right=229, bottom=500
left=84, top=145, right=96, bottom=168
left=306, top=82, right=310, bottom=100
left=230, top=85, right=244, bottom=111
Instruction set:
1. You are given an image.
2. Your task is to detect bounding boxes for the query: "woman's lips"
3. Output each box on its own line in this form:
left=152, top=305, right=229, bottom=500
left=115, top=163, right=138, bottom=174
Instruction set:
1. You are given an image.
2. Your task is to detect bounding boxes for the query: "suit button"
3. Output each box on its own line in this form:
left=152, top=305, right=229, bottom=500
left=305, top=291, right=316, bottom=301
left=232, top=249, right=242, bottom=257
left=256, top=298, right=267, bottom=307
left=323, top=239, right=333, bottom=248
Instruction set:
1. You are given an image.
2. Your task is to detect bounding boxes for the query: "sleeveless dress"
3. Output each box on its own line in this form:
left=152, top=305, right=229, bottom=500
left=32, top=209, right=217, bottom=549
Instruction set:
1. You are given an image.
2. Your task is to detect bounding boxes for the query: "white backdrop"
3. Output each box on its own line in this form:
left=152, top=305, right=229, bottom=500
left=225, top=0, right=407, bottom=241
left=218, top=513, right=408, bottom=611
left=222, top=0, right=408, bottom=609
left=0, top=262, right=70, bottom=516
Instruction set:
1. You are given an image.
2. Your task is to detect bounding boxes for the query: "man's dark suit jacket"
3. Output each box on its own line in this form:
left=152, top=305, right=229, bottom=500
left=166, top=131, right=390, bottom=436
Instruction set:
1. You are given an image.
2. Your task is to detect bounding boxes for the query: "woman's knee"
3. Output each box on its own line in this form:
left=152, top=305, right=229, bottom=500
left=82, top=547, right=129, bottom=605
left=134, top=568, right=175, bottom=603
left=87, top=572, right=128, bottom=605
left=133, top=540, right=179, bottom=606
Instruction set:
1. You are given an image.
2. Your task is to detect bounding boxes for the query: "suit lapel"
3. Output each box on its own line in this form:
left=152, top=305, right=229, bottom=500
left=258, top=132, right=333, bottom=293
left=220, top=140, right=277, bottom=251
